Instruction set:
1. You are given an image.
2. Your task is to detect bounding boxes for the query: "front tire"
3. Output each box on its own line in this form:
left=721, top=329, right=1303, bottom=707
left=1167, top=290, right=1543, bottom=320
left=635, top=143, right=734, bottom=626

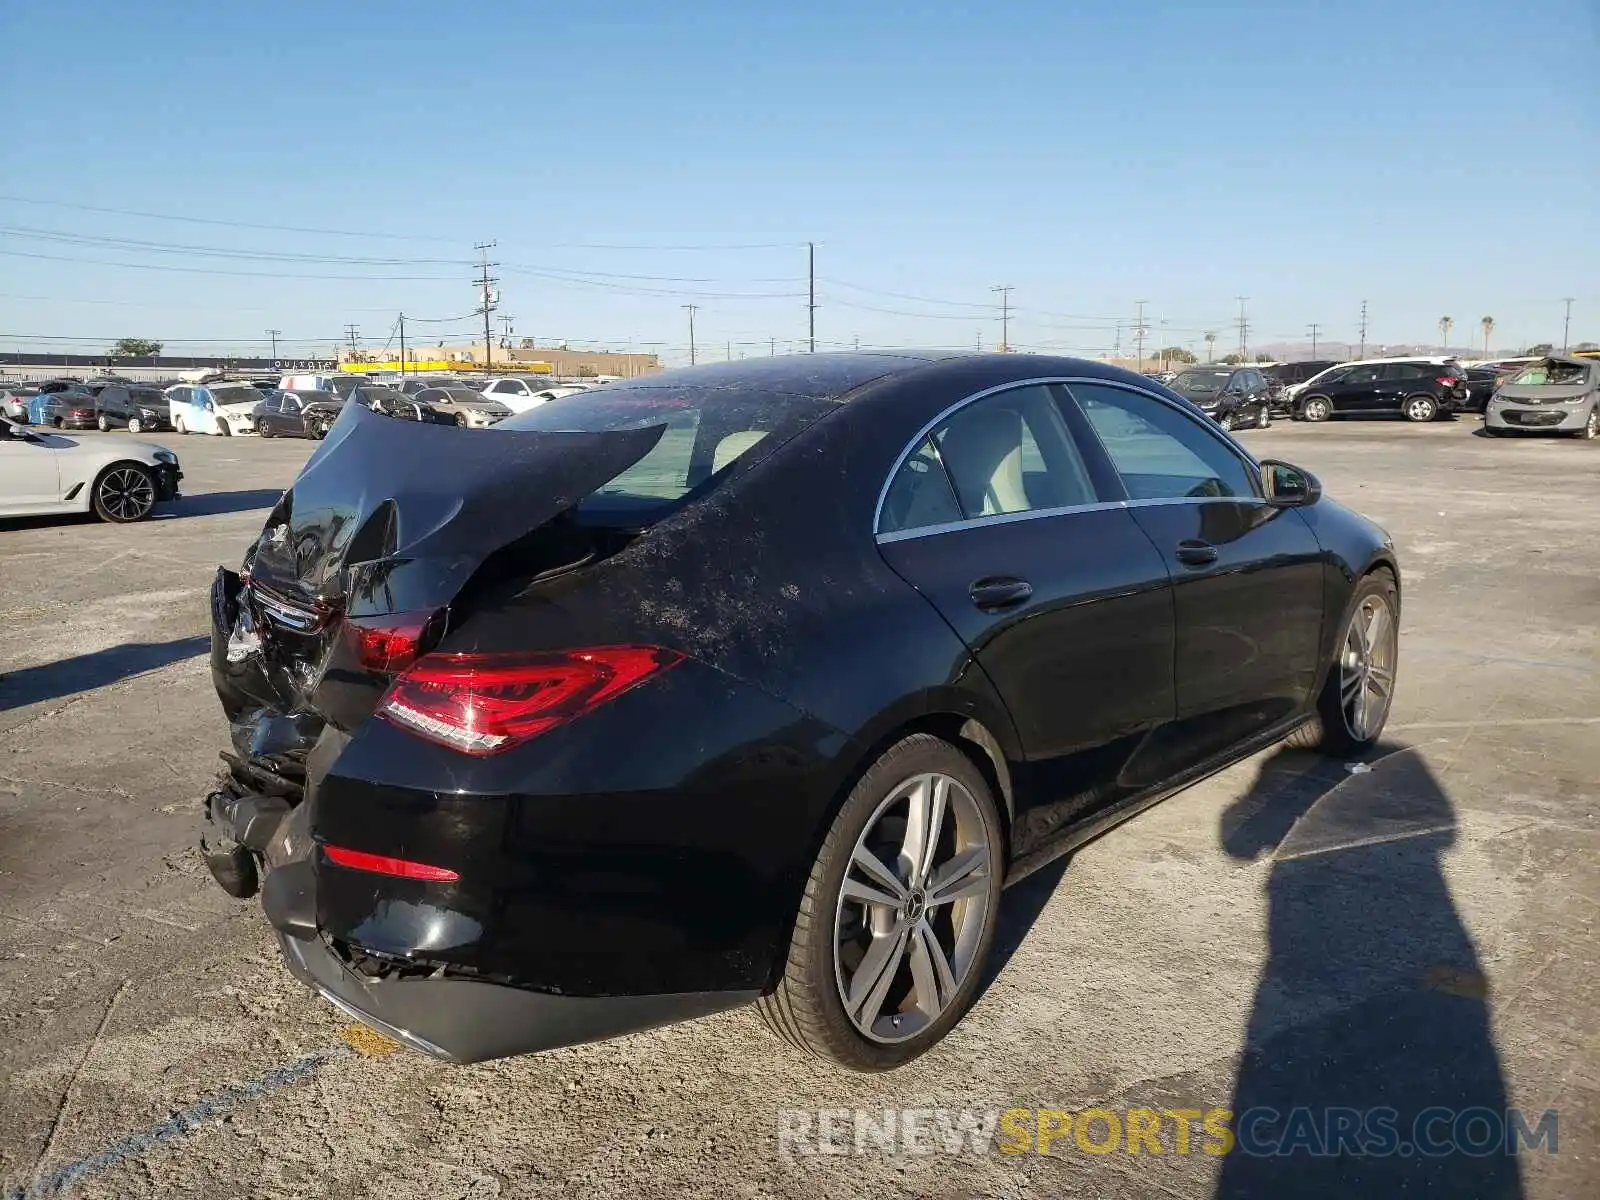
left=216, top=420, right=232, bottom=437
left=97, top=414, right=111, bottom=432
left=127, top=417, right=143, bottom=434
left=1403, top=394, right=1438, bottom=422
left=1580, top=408, right=1599, bottom=440
left=758, top=734, right=1004, bottom=1071
left=91, top=463, right=157, bottom=523
left=1256, top=404, right=1271, bottom=429
left=1301, top=396, right=1332, bottom=422
left=1288, top=569, right=1399, bottom=756
left=175, top=417, right=188, bottom=435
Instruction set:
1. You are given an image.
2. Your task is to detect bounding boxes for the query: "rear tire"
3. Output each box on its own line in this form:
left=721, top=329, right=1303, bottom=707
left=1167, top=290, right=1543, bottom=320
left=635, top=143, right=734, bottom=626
left=1287, top=569, right=1399, bottom=757
left=757, top=733, right=1005, bottom=1071
left=1403, top=394, right=1438, bottom=422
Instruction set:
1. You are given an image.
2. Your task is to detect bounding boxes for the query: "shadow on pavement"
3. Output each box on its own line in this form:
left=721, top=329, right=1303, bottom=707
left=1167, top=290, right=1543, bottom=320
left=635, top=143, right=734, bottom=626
left=0, top=636, right=210, bottom=711
left=980, top=855, right=1070, bottom=991
left=1213, top=744, right=1524, bottom=1199
left=159, top=489, right=283, bottom=518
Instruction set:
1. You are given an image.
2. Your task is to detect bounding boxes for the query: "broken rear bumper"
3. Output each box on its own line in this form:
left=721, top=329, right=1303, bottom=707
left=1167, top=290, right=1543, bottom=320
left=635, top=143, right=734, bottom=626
left=274, top=919, right=756, bottom=1063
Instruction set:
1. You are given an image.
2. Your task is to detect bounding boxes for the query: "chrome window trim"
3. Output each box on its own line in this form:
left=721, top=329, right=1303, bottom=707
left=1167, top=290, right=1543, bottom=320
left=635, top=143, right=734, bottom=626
left=871, top=375, right=1262, bottom=540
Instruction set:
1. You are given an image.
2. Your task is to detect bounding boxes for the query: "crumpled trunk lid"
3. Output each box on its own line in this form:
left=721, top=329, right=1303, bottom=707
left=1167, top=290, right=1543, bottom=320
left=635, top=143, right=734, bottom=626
left=223, top=401, right=664, bottom=727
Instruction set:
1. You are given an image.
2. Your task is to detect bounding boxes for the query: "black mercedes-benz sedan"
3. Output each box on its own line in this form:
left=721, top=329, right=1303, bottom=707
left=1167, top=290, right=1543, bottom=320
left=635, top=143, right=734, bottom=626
left=201, top=353, right=1400, bottom=1071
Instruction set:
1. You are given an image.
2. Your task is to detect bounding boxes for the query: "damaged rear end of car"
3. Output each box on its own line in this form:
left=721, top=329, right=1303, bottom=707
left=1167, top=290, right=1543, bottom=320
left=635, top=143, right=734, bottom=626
left=198, top=384, right=852, bottom=1062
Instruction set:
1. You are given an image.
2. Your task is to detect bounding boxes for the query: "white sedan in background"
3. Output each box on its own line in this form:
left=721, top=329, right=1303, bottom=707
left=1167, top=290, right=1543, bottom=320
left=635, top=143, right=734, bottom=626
left=475, top=376, right=591, bottom=412
left=0, top=417, right=182, bottom=522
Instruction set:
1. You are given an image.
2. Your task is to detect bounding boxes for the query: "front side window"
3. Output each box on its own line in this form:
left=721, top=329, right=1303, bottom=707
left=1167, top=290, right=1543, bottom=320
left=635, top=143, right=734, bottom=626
left=1070, top=382, right=1256, bottom=501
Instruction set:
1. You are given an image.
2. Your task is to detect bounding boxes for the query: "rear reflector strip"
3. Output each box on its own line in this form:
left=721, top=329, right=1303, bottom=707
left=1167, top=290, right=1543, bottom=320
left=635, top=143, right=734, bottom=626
left=321, top=844, right=460, bottom=882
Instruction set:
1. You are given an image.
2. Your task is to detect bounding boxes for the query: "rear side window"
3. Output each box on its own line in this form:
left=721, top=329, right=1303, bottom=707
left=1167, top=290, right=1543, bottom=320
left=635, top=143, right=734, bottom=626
left=1070, top=382, right=1256, bottom=500
left=1382, top=363, right=1430, bottom=380
left=503, top=386, right=834, bottom=522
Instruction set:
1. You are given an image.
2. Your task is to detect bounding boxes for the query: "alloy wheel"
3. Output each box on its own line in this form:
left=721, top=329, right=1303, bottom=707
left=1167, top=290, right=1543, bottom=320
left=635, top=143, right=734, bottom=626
left=833, top=772, right=994, bottom=1044
left=128, top=418, right=143, bottom=434
left=1256, top=406, right=1271, bottom=428
left=1405, top=397, right=1436, bottom=422
left=1584, top=410, right=1599, bottom=440
left=96, top=466, right=155, bottom=521
left=1340, top=593, right=1397, bottom=741
left=1303, top=398, right=1330, bottom=422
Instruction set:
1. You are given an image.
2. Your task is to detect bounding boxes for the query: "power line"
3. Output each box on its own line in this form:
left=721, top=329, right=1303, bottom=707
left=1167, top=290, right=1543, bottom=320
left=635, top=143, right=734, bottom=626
left=0, top=195, right=807, bottom=250
left=0, top=248, right=458, bottom=281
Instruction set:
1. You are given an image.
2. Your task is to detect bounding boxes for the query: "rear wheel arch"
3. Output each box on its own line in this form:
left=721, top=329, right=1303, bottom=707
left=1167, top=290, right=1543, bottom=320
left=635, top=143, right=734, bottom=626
left=762, top=707, right=1017, bottom=994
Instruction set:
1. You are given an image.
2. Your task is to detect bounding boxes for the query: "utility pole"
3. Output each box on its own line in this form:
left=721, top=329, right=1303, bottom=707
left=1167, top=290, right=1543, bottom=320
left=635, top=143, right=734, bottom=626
left=1133, top=299, right=1149, bottom=370
left=992, top=285, right=1014, bottom=352
left=1358, top=300, right=1369, bottom=357
left=682, top=304, right=698, bottom=365
left=344, top=324, right=361, bottom=362
left=1235, top=297, right=1249, bottom=359
left=474, top=241, right=499, bottom=369
left=266, top=328, right=280, bottom=364
left=769, top=337, right=776, bottom=357
left=1562, top=297, right=1575, bottom=351
left=807, top=242, right=816, bottom=353
left=398, top=313, right=406, bottom=378
left=499, top=315, right=515, bottom=348
left=1307, top=323, right=1320, bottom=359
left=726, top=340, right=732, bottom=361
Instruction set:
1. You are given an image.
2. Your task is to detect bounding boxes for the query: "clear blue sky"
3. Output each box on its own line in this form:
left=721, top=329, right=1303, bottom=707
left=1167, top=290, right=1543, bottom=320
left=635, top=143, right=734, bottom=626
left=3, top=0, right=1596, bottom=364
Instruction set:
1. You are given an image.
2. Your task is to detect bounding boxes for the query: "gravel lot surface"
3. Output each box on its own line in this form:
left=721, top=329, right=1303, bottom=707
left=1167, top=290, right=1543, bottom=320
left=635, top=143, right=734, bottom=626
left=1, top=419, right=1595, bottom=1198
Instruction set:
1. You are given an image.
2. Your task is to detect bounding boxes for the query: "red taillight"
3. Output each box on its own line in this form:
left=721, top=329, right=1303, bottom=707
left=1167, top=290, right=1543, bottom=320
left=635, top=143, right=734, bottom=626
left=321, top=843, right=459, bottom=882
left=1438, top=376, right=1459, bottom=387
left=349, top=612, right=437, bottom=672
left=376, top=646, right=682, bottom=756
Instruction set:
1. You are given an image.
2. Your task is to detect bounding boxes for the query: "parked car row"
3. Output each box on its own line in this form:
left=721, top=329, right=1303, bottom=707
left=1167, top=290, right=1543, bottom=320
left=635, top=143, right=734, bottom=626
left=0, top=372, right=590, bottom=442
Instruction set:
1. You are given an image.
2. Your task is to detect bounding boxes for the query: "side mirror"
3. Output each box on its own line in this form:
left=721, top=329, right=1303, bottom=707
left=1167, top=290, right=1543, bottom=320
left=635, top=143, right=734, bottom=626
left=1260, top=459, right=1321, bottom=508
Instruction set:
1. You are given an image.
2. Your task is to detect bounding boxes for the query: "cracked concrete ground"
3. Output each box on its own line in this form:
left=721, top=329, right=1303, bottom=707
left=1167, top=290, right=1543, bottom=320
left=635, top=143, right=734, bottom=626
left=0, top=420, right=1595, bottom=1198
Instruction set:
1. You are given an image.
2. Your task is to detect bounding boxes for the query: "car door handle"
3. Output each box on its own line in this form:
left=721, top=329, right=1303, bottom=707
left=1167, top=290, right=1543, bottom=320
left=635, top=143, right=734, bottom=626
left=969, top=576, right=1033, bottom=611
left=1175, top=540, right=1218, bottom=567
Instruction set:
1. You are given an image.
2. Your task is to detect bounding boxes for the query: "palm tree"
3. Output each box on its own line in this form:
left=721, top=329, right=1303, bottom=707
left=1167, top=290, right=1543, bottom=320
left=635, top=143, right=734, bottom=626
left=1481, top=316, right=1494, bottom=356
left=1204, top=331, right=1216, bottom=363
left=1439, top=316, right=1453, bottom=352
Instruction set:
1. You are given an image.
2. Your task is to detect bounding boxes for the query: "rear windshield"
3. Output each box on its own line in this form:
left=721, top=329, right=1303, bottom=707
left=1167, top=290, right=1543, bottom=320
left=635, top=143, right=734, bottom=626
left=130, top=389, right=166, bottom=404
left=501, top=386, right=835, bottom=522
left=329, top=377, right=366, bottom=398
